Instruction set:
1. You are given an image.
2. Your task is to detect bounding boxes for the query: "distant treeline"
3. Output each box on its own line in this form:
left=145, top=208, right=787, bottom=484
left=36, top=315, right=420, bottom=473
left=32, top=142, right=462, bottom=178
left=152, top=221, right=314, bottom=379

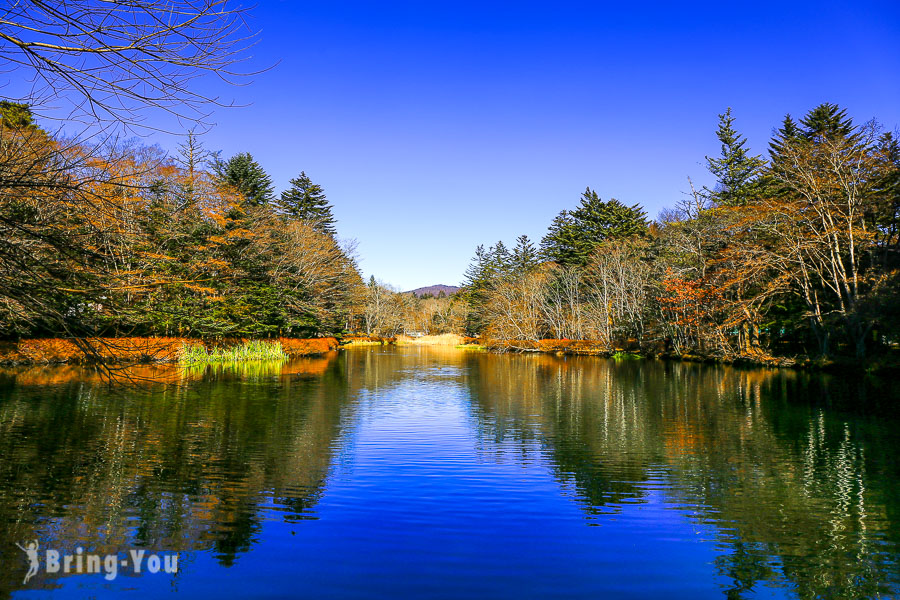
left=460, top=104, right=899, bottom=360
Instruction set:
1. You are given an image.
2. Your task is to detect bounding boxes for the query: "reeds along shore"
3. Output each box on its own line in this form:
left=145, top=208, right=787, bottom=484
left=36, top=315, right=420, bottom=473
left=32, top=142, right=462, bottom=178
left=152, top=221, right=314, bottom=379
left=0, top=337, right=339, bottom=365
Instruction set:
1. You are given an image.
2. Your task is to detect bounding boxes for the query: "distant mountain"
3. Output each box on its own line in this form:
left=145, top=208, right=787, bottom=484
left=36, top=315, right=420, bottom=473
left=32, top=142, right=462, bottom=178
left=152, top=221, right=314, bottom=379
left=406, top=284, right=460, bottom=297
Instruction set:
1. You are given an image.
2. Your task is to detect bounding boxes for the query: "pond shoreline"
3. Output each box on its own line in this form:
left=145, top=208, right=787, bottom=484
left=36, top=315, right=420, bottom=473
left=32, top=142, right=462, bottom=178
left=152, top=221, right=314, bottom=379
left=2, top=335, right=896, bottom=375
left=0, top=336, right=339, bottom=366
left=481, top=344, right=899, bottom=375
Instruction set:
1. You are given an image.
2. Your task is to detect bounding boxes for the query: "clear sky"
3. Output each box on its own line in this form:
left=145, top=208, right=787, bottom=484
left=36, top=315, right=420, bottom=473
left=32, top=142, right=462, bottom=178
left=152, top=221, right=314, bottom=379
left=49, top=1, right=900, bottom=290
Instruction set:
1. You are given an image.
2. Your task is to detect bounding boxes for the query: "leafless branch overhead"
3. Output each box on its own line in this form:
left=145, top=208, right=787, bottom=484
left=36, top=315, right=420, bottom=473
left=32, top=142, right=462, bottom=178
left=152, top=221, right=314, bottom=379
left=0, top=0, right=263, bottom=130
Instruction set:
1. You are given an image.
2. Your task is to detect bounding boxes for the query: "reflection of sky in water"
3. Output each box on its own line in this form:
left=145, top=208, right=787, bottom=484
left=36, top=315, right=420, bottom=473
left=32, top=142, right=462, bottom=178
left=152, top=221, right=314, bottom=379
left=1, top=347, right=898, bottom=599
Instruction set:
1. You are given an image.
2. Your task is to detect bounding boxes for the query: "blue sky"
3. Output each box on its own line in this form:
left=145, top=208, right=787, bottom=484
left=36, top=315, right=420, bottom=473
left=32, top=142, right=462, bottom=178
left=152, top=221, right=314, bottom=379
left=30, top=1, right=900, bottom=290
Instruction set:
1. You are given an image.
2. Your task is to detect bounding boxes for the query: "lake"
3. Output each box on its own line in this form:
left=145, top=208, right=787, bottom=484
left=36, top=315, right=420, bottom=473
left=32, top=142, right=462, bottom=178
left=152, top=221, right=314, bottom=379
left=0, top=346, right=898, bottom=599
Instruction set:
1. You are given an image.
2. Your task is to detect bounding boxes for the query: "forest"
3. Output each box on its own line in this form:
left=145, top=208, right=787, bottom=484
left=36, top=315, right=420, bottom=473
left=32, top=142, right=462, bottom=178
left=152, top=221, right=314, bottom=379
left=1, top=101, right=898, bottom=364
left=456, top=104, right=900, bottom=361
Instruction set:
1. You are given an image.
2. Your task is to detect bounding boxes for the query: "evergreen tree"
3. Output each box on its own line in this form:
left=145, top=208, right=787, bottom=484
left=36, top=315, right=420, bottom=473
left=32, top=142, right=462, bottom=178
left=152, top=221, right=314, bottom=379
left=275, top=171, right=337, bottom=236
left=490, top=240, right=511, bottom=276
left=212, top=152, right=274, bottom=206
left=540, top=211, right=579, bottom=264
left=541, top=188, right=648, bottom=265
left=873, top=132, right=900, bottom=259
left=760, top=114, right=803, bottom=198
left=463, top=246, right=489, bottom=288
left=511, top=234, right=539, bottom=273
left=769, top=114, right=800, bottom=162
left=705, top=108, right=764, bottom=207
left=0, top=102, right=36, bottom=129
left=462, top=245, right=493, bottom=335
left=800, top=103, right=854, bottom=140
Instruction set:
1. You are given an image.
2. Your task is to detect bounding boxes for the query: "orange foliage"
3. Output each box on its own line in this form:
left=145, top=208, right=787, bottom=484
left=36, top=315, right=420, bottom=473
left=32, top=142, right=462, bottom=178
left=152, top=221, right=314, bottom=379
left=2, top=353, right=338, bottom=386
left=278, top=337, right=339, bottom=356
left=0, top=337, right=188, bottom=364
left=657, top=272, right=721, bottom=329
left=279, top=355, right=335, bottom=377
left=0, top=336, right=339, bottom=364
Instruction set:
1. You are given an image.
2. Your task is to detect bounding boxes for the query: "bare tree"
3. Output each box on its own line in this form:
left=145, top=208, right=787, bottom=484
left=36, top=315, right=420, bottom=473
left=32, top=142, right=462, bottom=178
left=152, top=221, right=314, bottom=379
left=540, top=265, right=584, bottom=340
left=362, top=279, right=407, bottom=337
left=0, top=1, right=260, bottom=130
left=483, top=268, right=548, bottom=345
left=582, top=240, right=650, bottom=347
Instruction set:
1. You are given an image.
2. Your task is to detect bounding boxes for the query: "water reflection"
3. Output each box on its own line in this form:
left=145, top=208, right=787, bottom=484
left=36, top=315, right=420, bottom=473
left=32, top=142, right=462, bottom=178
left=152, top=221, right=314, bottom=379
left=0, top=348, right=897, bottom=599
left=464, top=353, right=900, bottom=598
left=0, top=353, right=348, bottom=594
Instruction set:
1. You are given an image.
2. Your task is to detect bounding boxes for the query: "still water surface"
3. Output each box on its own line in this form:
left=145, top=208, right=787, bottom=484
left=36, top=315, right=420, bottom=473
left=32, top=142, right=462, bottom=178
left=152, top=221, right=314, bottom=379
left=0, top=347, right=898, bottom=599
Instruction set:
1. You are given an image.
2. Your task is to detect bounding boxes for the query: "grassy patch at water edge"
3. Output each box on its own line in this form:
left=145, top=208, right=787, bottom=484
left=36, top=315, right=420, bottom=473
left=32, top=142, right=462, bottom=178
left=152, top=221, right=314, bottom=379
left=179, top=340, right=289, bottom=364
left=612, top=351, right=642, bottom=360
left=455, top=344, right=487, bottom=351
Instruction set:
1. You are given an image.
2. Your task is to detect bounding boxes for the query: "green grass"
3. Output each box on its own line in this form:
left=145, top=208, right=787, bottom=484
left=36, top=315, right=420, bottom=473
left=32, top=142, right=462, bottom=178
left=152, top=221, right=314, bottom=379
left=179, top=340, right=288, bottom=364
left=181, top=360, right=286, bottom=379
left=455, top=344, right=487, bottom=351
left=612, top=351, right=642, bottom=360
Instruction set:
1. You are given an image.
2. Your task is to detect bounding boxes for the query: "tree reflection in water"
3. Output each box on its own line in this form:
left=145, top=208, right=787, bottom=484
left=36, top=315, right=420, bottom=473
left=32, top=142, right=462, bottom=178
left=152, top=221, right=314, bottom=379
left=0, top=348, right=897, bottom=599
left=464, top=353, right=900, bottom=599
left=0, top=353, right=349, bottom=591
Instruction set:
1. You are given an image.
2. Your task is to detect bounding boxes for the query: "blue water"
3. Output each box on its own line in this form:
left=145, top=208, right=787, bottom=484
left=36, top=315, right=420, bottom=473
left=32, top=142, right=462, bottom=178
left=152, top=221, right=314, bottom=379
left=1, top=347, right=897, bottom=598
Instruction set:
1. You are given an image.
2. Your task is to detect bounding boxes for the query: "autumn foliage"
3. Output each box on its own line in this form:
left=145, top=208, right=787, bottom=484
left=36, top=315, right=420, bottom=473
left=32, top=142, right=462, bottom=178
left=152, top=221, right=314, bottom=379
left=462, top=104, right=900, bottom=362
left=278, top=337, right=339, bottom=356
left=0, top=337, right=338, bottom=365
left=0, top=104, right=363, bottom=351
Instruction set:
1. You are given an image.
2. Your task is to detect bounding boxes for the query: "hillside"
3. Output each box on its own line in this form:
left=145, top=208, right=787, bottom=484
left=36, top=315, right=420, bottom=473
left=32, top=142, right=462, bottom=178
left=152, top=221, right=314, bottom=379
left=406, top=285, right=460, bottom=297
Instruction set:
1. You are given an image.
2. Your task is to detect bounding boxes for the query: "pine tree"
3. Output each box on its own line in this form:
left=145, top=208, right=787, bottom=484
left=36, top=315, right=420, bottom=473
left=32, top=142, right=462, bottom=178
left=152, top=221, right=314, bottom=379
left=0, top=101, right=36, bottom=129
left=541, top=188, right=648, bottom=266
left=511, top=234, right=539, bottom=273
left=705, top=108, right=764, bottom=207
left=275, top=171, right=337, bottom=236
left=490, top=240, right=511, bottom=276
left=769, top=114, right=800, bottom=163
left=462, top=245, right=494, bottom=335
left=540, top=211, right=579, bottom=264
left=873, top=132, right=900, bottom=257
left=800, top=103, right=854, bottom=140
left=769, top=105, right=858, bottom=191
left=212, top=152, right=274, bottom=206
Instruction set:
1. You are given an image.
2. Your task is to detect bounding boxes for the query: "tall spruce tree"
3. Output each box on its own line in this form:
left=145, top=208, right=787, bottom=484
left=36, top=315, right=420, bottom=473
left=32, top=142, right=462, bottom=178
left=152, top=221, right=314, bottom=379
left=769, top=115, right=800, bottom=163
left=462, top=244, right=497, bottom=335
left=511, top=234, right=539, bottom=273
left=541, top=188, right=648, bottom=265
left=800, top=103, right=854, bottom=140
left=275, top=171, right=337, bottom=236
left=705, top=108, right=764, bottom=207
left=490, top=240, right=511, bottom=276
left=540, top=212, right=578, bottom=263
left=212, top=152, right=274, bottom=206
